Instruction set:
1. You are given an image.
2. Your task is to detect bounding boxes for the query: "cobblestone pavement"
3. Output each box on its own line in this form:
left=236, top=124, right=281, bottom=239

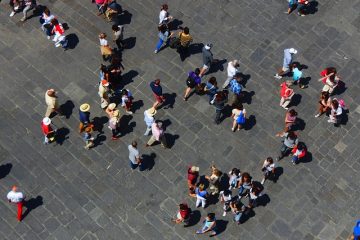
left=0, top=0, right=359, bottom=239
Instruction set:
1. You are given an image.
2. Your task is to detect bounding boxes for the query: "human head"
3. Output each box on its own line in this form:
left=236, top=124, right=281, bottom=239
left=80, top=103, right=91, bottom=112
left=42, top=117, right=51, bottom=125
left=234, top=72, right=242, bottom=82
left=207, top=213, right=215, bottom=221
left=51, top=18, right=59, bottom=25
left=321, top=91, right=329, bottom=100
left=100, top=64, right=108, bottom=73
left=326, top=67, right=337, bottom=75
left=242, top=172, right=251, bottom=182
left=43, top=8, right=50, bottom=16
left=47, top=89, right=55, bottom=96
left=121, top=89, right=128, bottom=96
left=101, top=79, right=109, bottom=87
left=297, top=142, right=304, bottom=151
left=232, top=60, right=240, bottom=68
left=194, top=68, right=200, bottom=76
left=198, top=183, right=205, bottom=191
left=154, top=79, right=161, bottom=85
left=208, top=76, right=217, bottom=85
left=132, top=140, right=137, bottom=148
left=288, top=109, right=297, bottom=116
left=99, top=33, right=107, bottom=39
left=191, top=166, right=199, bottom=172
left=161, top=4, right=168, bottom=10
left=332, top=99, right=339, bottom=109
left=213, top=168, right=221, bottom=177
left=183, top=27, right=189, bottom=34
left=112, top=24, right=119, bottom=31
left=223, top=189, right=232, bottom=197
left=233, top=168, right=240, bottom=176
left=107, top=103, right=116, bottom=110
left=179, top=203, right=188, bottom=210
left=289, top=48, right=298, bottom=54
left=267, top=157, right=273, bottom=164
left=12, top=185, right=17, bottom=191
left=287, top=131, right=297, bottom=140
left=235, top=103, right=244, bottom=111
left=85, top=126, right=92, bottom=133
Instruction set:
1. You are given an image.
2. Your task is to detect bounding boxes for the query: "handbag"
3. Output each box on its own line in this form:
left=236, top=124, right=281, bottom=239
left=100, top=45, right=112, bottom=56
left=169, top=37, right=180, bottom=49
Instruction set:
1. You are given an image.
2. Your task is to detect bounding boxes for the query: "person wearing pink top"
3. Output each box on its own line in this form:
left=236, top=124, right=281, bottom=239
left=146, top=122, right=167, bottom=148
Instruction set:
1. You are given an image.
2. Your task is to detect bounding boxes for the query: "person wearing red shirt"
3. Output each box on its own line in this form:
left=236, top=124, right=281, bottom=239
left=187, top=166, right=199, bottom=197
left=279, top=82, right=294, bottom=110
left=297, top=0, right=309, bottom=16
left=41, top=117, right=56, bottom=144
left=172, top=203, right=191, bottom=225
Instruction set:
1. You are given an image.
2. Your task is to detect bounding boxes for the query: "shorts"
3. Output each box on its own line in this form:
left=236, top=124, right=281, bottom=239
left=154, top=94, right=164, bottom=103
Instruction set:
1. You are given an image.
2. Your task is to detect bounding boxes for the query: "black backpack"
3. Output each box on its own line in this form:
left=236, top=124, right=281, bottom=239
left=186, top=76, right=195, bottom=87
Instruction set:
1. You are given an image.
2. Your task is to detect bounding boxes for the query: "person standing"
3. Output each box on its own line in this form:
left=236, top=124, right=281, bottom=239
left=159, top=4, right=173, bottom=26
left=79, top=103, right=91, bottom=133
left=172, top=203, right=191, bottom=225
left=279, top=81, right=294, bottom=110
left=195, top=184, right=208, bottom=208
left=112, top=24, right=124, bottom=50
left=196, top=213, right=217, bottom=237
left=274, top=48, right=298, bottom=79
left=99, top=33, right=112, bottom=61
left=228, top=73, right=243, bottom=106
left=199, top=44, right=214, bottom=77
left=150, top=79, right=165, bottom=109
left=146, top=121, right=167, bottom=148
left=261, top=157, right=276, bottom=184
left=177, top=27, right=193, bottom=61
left=45, top=89, right=62, bottom=117
left=219, top=190, right=232, bottom=216
left=205, top=165, right=222, bottom=195
left=128, top=141, right=144, bottom=170
left=98, top=79, right=110, bottom=109
left=83, top=126, right=95, bottom=150
left=276, top=131, right=299, bottom=161
left=223, top=60, right=240, bottom=88
left=297, top=0, right=309, bottom=16
left=121, top=89, right=133, bottom=114
left=183, top=68, right=202, bottom=101
left=276, top=109, right=298, bottom=136
left=50, top=18, right=65, bottom=48
left=7, top=186, right=25, bottom=221
left=143, top=107, right=157, bottom=136
left=109, top=110, right=120, bottom=140
left=41, top=117, right=57, bottom=144
left=39, top=7, right=55, bottom=39
left=187, top=166, right=199, bottom=197
left=315, top=91, right=331, bottom=118
left=328, top=98, right=343, bottom=125
left=231, top=103, right=246, bottom=132
left=213, top=90, right=228, bottom=125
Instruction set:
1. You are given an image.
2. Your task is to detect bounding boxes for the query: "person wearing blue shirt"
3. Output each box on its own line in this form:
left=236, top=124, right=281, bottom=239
left=79, top=103, right=91, bottom=133
left=229, top=73, right=243, bottom=106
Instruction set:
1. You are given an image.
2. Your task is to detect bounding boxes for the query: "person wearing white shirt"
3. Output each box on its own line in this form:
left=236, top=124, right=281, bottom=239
left=223, top=60, right=240, bottom=88
left=261, top=157, right=276, bottom=184
left=143, top=107, right=156, bottom=135
left=7, top=186, right=25, bottom=221
left=159, top=4, right=172, bottom=25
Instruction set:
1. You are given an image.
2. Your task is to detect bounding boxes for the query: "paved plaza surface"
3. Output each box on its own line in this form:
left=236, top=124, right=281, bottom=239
left=0, top=0, right=359, bottom=239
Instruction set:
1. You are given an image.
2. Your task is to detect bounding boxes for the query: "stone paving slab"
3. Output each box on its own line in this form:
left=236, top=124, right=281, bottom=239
left=0, top=0, right=359, bottom=239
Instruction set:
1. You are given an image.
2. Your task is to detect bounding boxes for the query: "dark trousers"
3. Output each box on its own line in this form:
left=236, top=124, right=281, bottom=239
left=215, top=109, right=223, bottom=124
left=177, top=45, right=189, bottom=61
left=115, top=39, right=123, bottom=50
left=279, top=144, right=292, bottom=159
left=112, top=128, right=119, bottom=137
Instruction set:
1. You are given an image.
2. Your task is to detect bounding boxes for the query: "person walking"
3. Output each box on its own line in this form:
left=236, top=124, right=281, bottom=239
left=83, top=126, right=95, bottom=150
left=213, top=90, right=228, bottom=124
left=39, top=7, right=55, bottom=39
left=315, top=91, right=332, bottom=118
left=187, top=166, right=199, bottom=197
left=228, top=73, right=243, bottom=106
left=177, top=27, right=193, bottom=61
left=143, top=107, right=157, bottom=136
left=276, top=131, right=299, bottom=161
left=172, top=203, right=191, bottom=225
left=79, top=103, right=91, bottom=133
left=195, top=183, right=208, bottom=208
left=98, top=79, right=110, bottom=109
left=105, top=103, right=117, bottom=119
left=159, top=4, right=173, bottom=26
left=154, top=24, right=172, bottom=53
left=204, top=77, right=218, bottom=104
left=99, top=33, right=112, bottom=61
left=276, top=109, right=298, bottom=136
left=45, top=89, right=62, bottom=117
left=328, top=98, right=343, bottom=125
left=231, top=103, right=246, bottom=132
left=261, top=157, right=276, bottom=184
left=128, top=141, right=144, bottom=170
left=219, top=190, right=232, bottom=216
left=41, top=117, right=57, bottom=144
left=223, top=60, right=240, bottom=88
left=121, top=89, right=133, bottom=114
left=9, top=0, right=35, bottom=21
left=196, top=213, right=217, bottom=237
left=146, top=121, right=167, bottom=148
left=199, top=44, right=214, bottom=77
left=183, top=68, right=202, bottom=101
left=279, top=81, right=294, bottom=110
left=112, top=24, right=124, bottom=50
left=109, top=110, right=120, bottom=140
left=150, top=79, right=165, bottom=109
left=7, top=186, right=25, bottom=221
left=274, top=48, right=298, bottom=79
left=50, top=18, right=65, bottom=48
left=205, top=165, right=222, bottom=195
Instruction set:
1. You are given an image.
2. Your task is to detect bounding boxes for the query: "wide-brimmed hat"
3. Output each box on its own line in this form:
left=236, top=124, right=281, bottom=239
left=289, top=48, right=298, bottom=54
left=146, top=107, right=157, bottom=116
left=108, top=103, right=116, bottom=110
left=113, top=110, right=120, bottom=117
left=80, top=103, right=90, bottom=112
left=191, top=166, right=199, bottom=172
left=42, top=117, right=51, bottom=125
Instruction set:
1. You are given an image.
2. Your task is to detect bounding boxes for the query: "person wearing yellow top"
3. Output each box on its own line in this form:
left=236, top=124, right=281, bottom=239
left=177, top=27, right=193, bottom=61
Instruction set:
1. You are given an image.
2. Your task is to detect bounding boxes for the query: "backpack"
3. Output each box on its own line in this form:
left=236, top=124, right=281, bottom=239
left=236, top=111, right=245, bottom=124
left=186, top=76, right=195, bottom=86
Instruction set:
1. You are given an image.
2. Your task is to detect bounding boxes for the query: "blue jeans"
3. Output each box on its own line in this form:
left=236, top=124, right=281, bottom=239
left=155, top=38, right=169, bottom=51
left=292, top=155, right=299, bottom=163
left=130, top=161, right=138, bottom=169
left=234, top=212, right=243, bottom=223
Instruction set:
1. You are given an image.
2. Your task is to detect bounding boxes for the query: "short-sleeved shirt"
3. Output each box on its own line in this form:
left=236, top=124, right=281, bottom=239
left=283, top=132, right=298, bottom=148
left=229, top=79, right=242, bottom=95
left=219, top=191, right=232, bottom=203
left=41, top=122, right=53, bottom=135
left=292, top=68, right=302, bottom=81
left=187, top=168, right=198, bottom=185
left=114, top=26, right=124, bottom=40
left=99, top=38, right=108, bottom=46
left=128, top=145, right=140, bottom=164
left=195, top=188, right=207, bottom=198
left=332, top=106, right=342, bottom=116
left=232, top=108, right=246, bottom=120
left=7, top=191, right=24, bottom=203
left=179, top=32, right=193, bottom=47
left=283, top=49, right=292, bottom=68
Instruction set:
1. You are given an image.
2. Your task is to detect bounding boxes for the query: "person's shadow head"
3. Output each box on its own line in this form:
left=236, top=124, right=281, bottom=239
left=185, top=209, right=201, bottom=227
left=119, top=115, right=136, bottom=136
left=244, top=115, right=256, bottom=130
left=131, top=100, right=143, bottom=113
left=256, top=194, right=271, bottom=207
left=239, top=73, right=251, bottom=87
left=240, top=90, right=255, bottom=105
left=299, top=150, right=312, bottom=164
left=161, top=119, right=172, bottom=130
left=115, top=10, right=132, bottom=25
left=59, top=100, right=75, bottom=119
left=162, top=93, right=177, bottom=109
left=92, top=116, right=109, bottom=134
left=32, top=5, right=46, bottom=17
left=306, top=1, right=318, bottom=15
left=123, top=37, right=136, bottom=50
left=293, top=117, right=306, bottom=131
left=188, top=43, right=204, bottom=56
left=65, top=34, right=79, bottom=50
left=22, top=196, right=43, bottom=220
left=140, top=153, right=156, bottom=171
left=168, top=19, right=183, bottom=31
left=214, top=219, right=228, bottom=236
left=120, top=70, right=138, bottom=88
left=55, top=127, right=70, bottom=145
left=0, top=163, right=12, bottom=179
left=163, top=133, right=179, bottom=149
left=333, top=80, right=347, bottom=95
left=207, top=59, right=227, bottom=75
left=240, top=208, right=256, bottom=224
left=93, top=134, right=107, bottom=148
left=219, top=173, right=230, bottom=191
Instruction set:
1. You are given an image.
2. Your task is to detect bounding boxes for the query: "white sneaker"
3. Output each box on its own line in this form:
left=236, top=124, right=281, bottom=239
left=126, top=111, right=133, bottom=115
left=222, top=212, right=226, bottom=217
left=9, top=11, right=15, bottom=17
left=154, top=50, right=158, bottom=54
left=47, top=36, right=51, bottom=40
left=55, top=43, right=61, bottom=48
left=261, top=179, right=265, bottom=185
left=315, top=114, right=320, bottom=118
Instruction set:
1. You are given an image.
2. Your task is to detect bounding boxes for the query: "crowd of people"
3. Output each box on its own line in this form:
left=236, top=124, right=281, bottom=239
left=3, top=1, right=354, bottom=238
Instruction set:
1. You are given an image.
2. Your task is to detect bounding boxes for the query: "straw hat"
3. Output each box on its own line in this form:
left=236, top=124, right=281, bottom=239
left=113, top=110, right=120, bottom=117
left=108, top=103, right=116, bottom=110
left=80, top=103, right=90, bottom=112
left=42, top=117, right=51, bottom=125
left=146, top=107, right=157, bottom=117
left=191, top=166, right=199, bottom=172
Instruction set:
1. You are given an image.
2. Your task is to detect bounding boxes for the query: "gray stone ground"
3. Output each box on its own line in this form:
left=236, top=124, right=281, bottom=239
left=0, top=0, right=359, bottom=239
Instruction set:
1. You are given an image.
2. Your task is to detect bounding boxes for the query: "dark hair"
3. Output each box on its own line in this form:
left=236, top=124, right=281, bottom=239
left=183, top=27, right=189, bottom=34
left=112, top=24, right=119, bottom=31
left=132, top=141, right=137, bottom=147
left=287, top=131, right=297, bottom=140
left=208, top=76, right=217, bottom=85
left=155, top=79, right=161, bottom=85
left=231, top=168, right=240, bottom=176
left=288, top=109, right=297, bottom=116
left=51, top=18, right=59, bottom=25
left=234, top=72, right=242, bottom=80
left=161, top=4, right=168, bottom=10
left=207, top=213, right=215, bottom=220
left=121, top=89, right=128, bottom=95
left=326, top=67, right=337, bottom=75
left=43, top=8, right=50, bottom=16
left=194, top=68, right=200, bottom=75
left=235, top=103, right=244, bottom=110
left=297, top=142, right=304, bottom=151
left=179, top=203, right=188, bottom=210
left=242, top=172, right=251, bottom=182
left=100, top=64, right=108, bottom=73
left=267, top=157, right=273, bottom=164
left=223, top=189, right=232, bottom=196
left=321, top=91, right=329, bottom=101
left=332, top=99, right=339, bottom=109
